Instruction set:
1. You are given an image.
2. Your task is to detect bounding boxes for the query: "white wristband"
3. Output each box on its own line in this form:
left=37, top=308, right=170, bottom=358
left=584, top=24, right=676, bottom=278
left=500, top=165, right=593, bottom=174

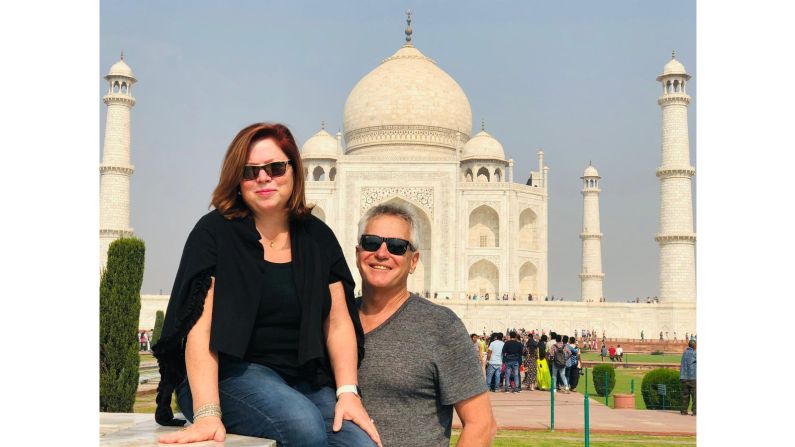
left=336, top=384, right=360, bottom=399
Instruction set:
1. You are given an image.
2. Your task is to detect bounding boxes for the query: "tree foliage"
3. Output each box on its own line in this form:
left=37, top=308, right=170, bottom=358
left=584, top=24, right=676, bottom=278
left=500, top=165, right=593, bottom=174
left=151, top=310, right=165, bottom=346
left=99, top=238, right=145, bottom=412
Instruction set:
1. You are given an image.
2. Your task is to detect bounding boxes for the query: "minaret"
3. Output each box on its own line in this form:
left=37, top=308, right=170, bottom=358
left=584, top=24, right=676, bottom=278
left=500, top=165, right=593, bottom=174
left=579, top=163, right=604, bottom=302
left=100, top=53, right=136, bottom=269
left=655, top=51, right=696, bottom=303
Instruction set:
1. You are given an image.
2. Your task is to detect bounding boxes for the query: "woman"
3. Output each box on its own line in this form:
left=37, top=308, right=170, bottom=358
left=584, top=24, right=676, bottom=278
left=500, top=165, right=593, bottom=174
left=522, top=334, right=538, bottom=391
left=154, top=123, right=381, bottom=446
left=536, top=334, right=552, bottom=391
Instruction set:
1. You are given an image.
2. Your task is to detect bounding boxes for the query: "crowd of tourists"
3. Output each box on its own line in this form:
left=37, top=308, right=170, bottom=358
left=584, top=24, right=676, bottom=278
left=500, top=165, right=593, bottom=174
left=473, top=330, right=584, bottom=394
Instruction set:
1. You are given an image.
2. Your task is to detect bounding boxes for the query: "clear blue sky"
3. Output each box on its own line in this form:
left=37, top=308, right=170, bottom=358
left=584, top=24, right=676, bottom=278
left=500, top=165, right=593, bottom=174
left=100, top=0, right=696, bottom=300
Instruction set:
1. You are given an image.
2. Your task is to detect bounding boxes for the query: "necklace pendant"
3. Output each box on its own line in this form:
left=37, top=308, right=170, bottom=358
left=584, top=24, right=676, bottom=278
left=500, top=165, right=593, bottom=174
left=270, top=241, right=275, bottom=248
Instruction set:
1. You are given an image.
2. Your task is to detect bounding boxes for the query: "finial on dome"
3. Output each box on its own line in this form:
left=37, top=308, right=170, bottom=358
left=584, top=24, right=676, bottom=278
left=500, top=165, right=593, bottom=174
left=405, top=9, right=413, bottom=44
left=589, top=160, right=592, bottom=166
left=672, top=49, right=676, bottom=59
left=481, top=118, right=485, bottom=131
left=120, top=50, right=124, bottom=60
left=321, top=120, right=325, bottom=130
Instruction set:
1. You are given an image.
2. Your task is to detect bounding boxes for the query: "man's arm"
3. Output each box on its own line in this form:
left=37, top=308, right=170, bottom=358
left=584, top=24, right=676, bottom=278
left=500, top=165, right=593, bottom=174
left=453, top=392, right=497, bottom=446
left=486, top=348, right=492, bottom=362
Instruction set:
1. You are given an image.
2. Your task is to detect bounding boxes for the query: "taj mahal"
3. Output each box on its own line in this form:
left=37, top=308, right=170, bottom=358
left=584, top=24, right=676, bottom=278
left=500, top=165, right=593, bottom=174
left=100, top=15, right=696, bottom=338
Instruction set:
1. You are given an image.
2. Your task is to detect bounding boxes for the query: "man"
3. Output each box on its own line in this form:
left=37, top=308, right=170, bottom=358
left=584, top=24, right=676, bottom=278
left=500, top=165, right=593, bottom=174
left=501, top=331, right=523, bottom=393
left=355, top=204, right=496, bottom=446
left=486, top=333, right=505, bottom=392
left=608, top=345, right=616, bottom=362
left=680, top=340, right=697, bottom=416
left=615, top=344, right=624, bottom=362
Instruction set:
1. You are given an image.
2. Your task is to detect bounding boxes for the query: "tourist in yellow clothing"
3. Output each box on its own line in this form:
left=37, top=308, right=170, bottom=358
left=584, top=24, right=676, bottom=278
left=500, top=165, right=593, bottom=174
left=536, top=334, right=552, bottom=390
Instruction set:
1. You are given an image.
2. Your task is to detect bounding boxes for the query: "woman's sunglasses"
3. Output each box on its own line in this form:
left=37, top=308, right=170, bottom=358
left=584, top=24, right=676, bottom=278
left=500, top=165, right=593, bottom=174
left=242, top=160, right=291, bottom=180
left=359, top=234, right=416, bottom=256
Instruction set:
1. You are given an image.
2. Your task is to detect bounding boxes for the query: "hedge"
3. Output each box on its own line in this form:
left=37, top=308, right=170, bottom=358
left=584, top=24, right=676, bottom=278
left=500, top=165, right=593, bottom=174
left=641, top=368, right=682, bottom=410
left=99, top=238, right=145, bottom=412
left=592, top=363, right=616, bottom=396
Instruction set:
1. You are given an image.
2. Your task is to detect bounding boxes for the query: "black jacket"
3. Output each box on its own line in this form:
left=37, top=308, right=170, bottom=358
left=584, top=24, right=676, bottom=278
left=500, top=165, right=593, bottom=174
left=152, top=210, right=364, bottom=426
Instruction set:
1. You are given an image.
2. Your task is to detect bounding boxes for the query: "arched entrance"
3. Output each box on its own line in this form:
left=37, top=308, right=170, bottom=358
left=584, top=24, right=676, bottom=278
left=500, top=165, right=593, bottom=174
left=468, top=259, right=499, bottom=297
left=518, top=261, right=537, bottom=298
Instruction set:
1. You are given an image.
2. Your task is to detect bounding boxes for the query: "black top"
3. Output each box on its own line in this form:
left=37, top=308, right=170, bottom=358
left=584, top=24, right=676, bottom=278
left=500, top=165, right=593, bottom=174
left=502, top=340, right=524, bottom=362
left=152, top=210, right=364, bottom=426
left=245, top=260, right=307, bottom=380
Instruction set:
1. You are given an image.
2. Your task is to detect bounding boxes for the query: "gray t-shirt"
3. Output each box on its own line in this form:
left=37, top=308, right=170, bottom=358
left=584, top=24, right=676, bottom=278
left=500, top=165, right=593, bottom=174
left=357, top=294, right=487, bottom=447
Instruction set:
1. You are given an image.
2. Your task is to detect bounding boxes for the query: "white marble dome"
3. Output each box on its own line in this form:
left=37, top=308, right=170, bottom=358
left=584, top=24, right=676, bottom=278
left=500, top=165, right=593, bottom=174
left=662, top=58, right=687, bottom=76
left=342, top=44, right=472, bottom=154
left=583, top=165, right=599, bottom=177
left=461, top=130, right=505, bottom=160
left=107, top=59, right=135, bottom=78
left=301, top=129, right=338, bottom=159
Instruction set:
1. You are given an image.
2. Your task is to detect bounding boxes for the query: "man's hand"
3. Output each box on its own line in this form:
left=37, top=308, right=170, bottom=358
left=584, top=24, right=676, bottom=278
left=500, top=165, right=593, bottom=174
left=333, top=393, right=382, bottom=447
left=158, top=416, right=226, bottom=444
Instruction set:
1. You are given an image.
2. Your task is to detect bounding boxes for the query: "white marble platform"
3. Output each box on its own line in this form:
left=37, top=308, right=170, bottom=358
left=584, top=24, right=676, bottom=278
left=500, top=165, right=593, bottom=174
left=100, top=413, right=275, bottom=446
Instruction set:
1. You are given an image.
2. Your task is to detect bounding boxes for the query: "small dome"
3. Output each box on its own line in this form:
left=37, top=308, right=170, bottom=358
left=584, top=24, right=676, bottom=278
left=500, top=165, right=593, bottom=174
left=301, top=129, right=338, bottom=159
left=583, top=165, right=600, bottom=177
left=107, top=59, right=135, bottom=79
left=461, top=130, right=505, bottom=160
left=662, top=57, right=687, bottom=76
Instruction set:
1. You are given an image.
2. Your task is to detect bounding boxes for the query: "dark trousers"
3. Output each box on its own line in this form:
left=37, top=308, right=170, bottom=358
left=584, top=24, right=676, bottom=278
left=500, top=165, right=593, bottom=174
left=568, top=366, right=580, bottom=390
left=681, top=379, right=696, bottom=414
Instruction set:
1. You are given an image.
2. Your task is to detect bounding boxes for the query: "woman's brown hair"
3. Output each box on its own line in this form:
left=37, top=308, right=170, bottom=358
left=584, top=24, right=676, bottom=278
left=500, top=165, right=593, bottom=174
left=211, top=122, right=311, bottom=219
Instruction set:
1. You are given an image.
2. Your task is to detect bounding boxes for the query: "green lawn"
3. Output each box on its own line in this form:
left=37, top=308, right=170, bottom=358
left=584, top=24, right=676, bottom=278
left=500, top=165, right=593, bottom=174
left=451, top=429, right=696, bottom=446
left=580, top=352, right=680, bottom=364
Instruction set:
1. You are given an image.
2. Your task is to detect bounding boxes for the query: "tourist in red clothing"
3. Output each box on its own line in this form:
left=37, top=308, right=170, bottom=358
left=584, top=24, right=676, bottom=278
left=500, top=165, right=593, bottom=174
left=608, top=345, right=616, bottom=362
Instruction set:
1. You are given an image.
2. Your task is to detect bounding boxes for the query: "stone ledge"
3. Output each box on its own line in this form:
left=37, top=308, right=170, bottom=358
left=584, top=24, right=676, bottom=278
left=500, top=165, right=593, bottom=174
left=100, top=412, right=275, bottom=446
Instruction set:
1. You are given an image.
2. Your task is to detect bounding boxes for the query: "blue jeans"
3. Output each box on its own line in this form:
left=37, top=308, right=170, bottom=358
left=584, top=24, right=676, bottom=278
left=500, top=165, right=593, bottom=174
left=486, top=363, right=502, bottom=391
left=503, top=361, right=520, bottom=391
left=551, top=363, right=569, bottom=389
left=176, top=356, right=376, bottom=447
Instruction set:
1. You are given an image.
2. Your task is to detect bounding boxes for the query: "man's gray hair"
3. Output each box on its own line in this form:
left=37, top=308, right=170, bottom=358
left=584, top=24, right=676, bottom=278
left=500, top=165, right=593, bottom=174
left=357, top=203, right=420, bottom=250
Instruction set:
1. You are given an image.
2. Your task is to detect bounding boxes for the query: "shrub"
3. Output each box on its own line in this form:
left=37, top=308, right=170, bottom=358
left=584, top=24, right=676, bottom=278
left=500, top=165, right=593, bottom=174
left=592, top=364, right=616, bottom=396
left=641, top=368, right=682, bottom=410
left=151, top=310, right=165, bottom=346
left=651, top=350, right=664, bottom=355
left=100, top=238, right=145, bottom=412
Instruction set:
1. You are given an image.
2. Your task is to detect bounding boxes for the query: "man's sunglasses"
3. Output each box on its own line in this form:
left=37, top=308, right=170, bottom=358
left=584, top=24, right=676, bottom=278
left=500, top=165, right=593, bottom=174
left=242, top=160, right=291, bottom=180
left=359, top=234, right=416, bottom=256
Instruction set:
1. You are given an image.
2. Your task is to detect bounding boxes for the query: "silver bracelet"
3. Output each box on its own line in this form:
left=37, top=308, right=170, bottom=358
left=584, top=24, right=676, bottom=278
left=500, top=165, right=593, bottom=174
left=193, top=403, right=222, bottom=421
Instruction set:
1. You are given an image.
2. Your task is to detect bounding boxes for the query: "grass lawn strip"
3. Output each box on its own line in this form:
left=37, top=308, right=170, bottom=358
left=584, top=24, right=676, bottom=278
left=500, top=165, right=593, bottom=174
left=451, top=429, right=695, bottom=446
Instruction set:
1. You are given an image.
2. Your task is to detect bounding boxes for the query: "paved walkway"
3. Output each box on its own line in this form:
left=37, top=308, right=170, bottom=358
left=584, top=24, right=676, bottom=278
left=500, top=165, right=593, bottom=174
left=453, top=389, right=696, bottom=436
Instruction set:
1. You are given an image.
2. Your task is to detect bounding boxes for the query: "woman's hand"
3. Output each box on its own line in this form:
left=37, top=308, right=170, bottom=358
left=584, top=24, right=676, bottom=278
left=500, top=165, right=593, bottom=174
left=334, top=393, right=382, bottom=447
left=158, top=416, right=226, bottom=444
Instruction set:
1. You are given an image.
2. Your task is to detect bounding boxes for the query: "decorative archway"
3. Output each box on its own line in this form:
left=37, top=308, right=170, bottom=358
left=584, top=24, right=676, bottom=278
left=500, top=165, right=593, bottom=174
left=468, top=259, right=499, bottom=297
left=469, top=205, right=499, bottom=247
left=464, top=169, right=473, bottom=182
left=312, top=166, right=325, bottom=181
left=476, top=167, right=490, bottom=182
left=329, top=167, right=337, bottom=181
left=518, top=208, right=537, bottom=250
left=518, top=261, right=537, bottom=298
